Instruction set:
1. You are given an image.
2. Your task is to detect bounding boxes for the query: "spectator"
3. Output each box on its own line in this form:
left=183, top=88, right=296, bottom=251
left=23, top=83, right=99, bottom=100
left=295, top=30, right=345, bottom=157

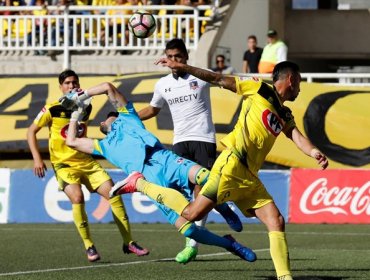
left=28, top=0, right=48, bottom=55
left=242, top=35, right=262, bottom=73
left=212, top=54, right=235, bottom=74
left=258, top=29, right=288, bottom=73
left=47, top=0, right=75, bottom=57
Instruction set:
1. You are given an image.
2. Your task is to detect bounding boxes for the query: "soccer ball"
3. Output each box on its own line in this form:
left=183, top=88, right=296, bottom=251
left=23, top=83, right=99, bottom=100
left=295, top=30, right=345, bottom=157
left=128, top=10, right=156, bottom=39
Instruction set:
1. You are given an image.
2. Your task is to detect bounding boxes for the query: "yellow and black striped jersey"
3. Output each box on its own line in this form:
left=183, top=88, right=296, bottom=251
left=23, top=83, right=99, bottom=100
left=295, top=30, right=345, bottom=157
left=33, top=101, right=95, bottom=167
left=220, top=77, right=296, bottom=176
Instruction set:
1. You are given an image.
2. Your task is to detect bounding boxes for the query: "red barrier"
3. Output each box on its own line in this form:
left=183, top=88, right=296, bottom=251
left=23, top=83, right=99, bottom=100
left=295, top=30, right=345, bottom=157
left=290, top=169, right=370, bottom=224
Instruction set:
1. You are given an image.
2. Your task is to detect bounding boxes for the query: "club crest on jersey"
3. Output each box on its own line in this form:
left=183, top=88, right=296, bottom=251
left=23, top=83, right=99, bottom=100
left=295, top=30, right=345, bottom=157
left=176, top=157, right=184, bottom=164
left=189, top=80, right=199, bottom=90
left=261, top=109, right=283, bottom=137
left=61, top=123, right=87, bottom=139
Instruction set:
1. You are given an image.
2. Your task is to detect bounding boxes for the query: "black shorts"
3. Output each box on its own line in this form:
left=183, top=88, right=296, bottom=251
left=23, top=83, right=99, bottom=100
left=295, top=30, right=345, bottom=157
left=172, top=141, right=217, bottom=170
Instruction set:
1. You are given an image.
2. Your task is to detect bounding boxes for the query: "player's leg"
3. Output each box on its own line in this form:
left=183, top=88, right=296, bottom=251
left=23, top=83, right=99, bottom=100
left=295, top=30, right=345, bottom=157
left=253, top=202, right=292, bottom=280
left=87, top=161, right=150, bottom=257
left=174, top=216, right=256, bottom=262
left=63, top=183, right=99, bottom=262
left=172, top=142, right=205, bottom=263
left=155, top=202, right=256, bottom=262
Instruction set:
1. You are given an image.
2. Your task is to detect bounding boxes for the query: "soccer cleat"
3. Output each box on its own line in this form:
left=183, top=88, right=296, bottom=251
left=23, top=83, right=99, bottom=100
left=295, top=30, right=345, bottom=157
left=123, top=242, right=149, bottom=256
left=278, top=275, right=293, bottom=280
left=215, top=203, right=243, bottom=232
left=175, top=246, right=198, bottom=264
left=224, top=234, right=256, bottom=262
left=109, top=171, right=144, bottom=198
left=86, top=245, right=101, bottom=262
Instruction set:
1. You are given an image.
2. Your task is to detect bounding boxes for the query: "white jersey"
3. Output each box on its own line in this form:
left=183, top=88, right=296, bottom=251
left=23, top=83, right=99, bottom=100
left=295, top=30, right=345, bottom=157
left=150, top=73, right=216, bottom=145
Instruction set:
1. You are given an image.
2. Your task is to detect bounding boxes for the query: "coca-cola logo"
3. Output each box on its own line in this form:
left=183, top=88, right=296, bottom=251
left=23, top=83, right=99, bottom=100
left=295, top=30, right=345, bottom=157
left=300, top=178, right=370, bottom=216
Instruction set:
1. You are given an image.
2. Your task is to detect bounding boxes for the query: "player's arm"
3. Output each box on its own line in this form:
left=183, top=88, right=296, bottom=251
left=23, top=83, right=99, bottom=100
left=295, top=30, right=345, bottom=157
left=138, top=105, right=161, bottom=120
left=65, top=111, right=95, bottom=154
left=242, top=60, right=248, bottom=73
left=286, top=127, right=329, bottom=169
left=155, top=58, right=237, bottom=92
left=85, top=82, right=128, bottom=109
left=60, top=82, right=128, bottom=110
left=27, top=123, right=47, bottom=178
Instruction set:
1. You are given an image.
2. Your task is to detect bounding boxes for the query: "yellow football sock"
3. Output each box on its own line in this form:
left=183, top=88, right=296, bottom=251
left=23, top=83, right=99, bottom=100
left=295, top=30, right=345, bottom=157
left=269, top=231, right=291, bottom=278
left=136, top=178, right=190, bottom=215
left=72, top=203, right=94, bottom=249
left=109, top=195, right=132, bottom=245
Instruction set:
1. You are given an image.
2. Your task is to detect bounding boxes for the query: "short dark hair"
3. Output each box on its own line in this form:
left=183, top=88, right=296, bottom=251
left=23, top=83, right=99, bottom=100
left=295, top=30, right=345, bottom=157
left=58, top=69, right=79, bottom=85
left=165, top=38, right=188, bottom=58
left=272, top=61, right=300, bottom=83
left=216, top=54, right=225, bottom=61
left=107, top=111, right=119, bottom=118
left=248, top=35, right=257, bottom=41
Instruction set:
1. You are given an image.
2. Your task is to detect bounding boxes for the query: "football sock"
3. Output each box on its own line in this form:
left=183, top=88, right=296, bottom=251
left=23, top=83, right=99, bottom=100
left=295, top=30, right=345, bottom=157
left=269, top=231, right=291, bottom=278
left=179, top=222, right=232, bottom=250
left=188, top=214, right=208, bottom=248
left=136, top=178, right=190, bottom=215
left=72, top=203, right=94, bottom=249
left=109, top=195, right=132, bottom=245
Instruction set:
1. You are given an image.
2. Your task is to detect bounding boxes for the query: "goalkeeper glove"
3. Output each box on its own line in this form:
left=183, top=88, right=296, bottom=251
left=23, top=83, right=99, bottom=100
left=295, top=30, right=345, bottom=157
left=70, top=98, right=92, bottom=122
left=59, top=88, right=90, bottom=110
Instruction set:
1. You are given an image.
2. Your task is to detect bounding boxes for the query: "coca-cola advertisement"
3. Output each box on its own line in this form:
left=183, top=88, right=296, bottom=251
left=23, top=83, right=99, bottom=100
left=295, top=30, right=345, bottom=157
left=289, top=169, right=370, bottom=224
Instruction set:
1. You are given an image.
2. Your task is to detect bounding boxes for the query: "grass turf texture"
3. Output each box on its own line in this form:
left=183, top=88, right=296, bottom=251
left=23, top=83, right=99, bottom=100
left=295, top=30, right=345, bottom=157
left=0, top=223, right=369, bottom=280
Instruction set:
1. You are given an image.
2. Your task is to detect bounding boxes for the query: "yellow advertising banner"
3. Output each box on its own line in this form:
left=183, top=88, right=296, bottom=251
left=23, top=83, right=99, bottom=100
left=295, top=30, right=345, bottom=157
left=0, top=73, right=369, bottom=169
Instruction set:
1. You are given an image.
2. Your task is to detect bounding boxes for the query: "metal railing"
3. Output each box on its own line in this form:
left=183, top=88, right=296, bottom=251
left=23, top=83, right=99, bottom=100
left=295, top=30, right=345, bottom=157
left=0, top=5, right=213, bottom=68
left=238, top=73, right=370, bottom=85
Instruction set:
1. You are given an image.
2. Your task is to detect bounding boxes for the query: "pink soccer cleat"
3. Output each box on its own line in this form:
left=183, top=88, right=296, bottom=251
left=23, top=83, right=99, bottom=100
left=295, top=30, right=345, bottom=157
left=109, top=171, right=144, bottom=198
left=86, top=245, right=101, bottom=262
left=123, top=242, right=149, bottom=257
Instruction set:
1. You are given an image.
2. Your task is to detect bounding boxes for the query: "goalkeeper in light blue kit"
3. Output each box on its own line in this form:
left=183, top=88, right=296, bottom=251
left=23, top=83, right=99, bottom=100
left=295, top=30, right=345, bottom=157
left=61, top=82, right=256, bottom=263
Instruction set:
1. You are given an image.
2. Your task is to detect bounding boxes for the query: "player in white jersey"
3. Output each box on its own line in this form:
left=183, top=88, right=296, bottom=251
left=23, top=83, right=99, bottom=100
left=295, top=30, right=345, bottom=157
left=138, top=38, right=242, bottom=264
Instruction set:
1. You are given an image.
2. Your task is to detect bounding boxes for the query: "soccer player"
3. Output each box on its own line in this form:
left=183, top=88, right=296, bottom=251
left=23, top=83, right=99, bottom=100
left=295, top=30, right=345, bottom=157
left=62, top=81, right=257, bottom=263
left=114, top=61, right=329, bottom=280
left=27, top=70, right=148, bottom=262
left=138, top=38, right=242, bottom=263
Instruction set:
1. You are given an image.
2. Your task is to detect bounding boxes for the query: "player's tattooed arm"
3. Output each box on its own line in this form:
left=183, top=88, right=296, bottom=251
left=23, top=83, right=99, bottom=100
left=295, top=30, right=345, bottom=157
left=85, top=82, right=128, bottom=109
left=155, top=58, right=237, bottom=92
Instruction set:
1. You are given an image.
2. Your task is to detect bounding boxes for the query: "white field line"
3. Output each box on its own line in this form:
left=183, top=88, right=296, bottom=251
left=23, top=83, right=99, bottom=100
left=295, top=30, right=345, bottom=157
left=1, top=227, right=370, bottom=236
left=0, top=249, right=269, bottom=277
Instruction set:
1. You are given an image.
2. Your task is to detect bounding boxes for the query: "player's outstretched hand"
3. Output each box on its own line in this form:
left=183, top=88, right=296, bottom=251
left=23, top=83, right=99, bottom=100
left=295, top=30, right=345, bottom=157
left=154, top=57, right=181, bottom=70
left=59, top=88, right=90, bottom=110
left=311, top=149, right=329, bottom=170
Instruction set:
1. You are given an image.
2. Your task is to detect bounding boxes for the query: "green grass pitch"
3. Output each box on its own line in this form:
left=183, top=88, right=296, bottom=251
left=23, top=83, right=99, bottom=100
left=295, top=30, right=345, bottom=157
left=0, top=223, right=369, bottom=279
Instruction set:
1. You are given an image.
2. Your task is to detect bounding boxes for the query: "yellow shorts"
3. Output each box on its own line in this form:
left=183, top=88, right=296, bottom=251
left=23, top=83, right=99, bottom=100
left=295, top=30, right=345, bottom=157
left=53, top=160, right=111, bottom=192
left=200, top=149, right=273, bottom=217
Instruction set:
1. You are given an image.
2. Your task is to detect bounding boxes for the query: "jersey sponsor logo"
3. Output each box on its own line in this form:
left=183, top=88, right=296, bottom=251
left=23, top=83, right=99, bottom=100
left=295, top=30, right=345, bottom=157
left=60, top=123, right=87, bottom=139
left=261, top=109, right=283, bottom=136
left=167, top=93, right=198, bottom=105
left=189, top=80, right=199, bottom=90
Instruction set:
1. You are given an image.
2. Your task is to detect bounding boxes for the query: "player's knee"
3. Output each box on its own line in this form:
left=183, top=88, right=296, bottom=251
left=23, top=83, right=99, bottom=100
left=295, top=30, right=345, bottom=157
left=194, top=167, right=210, bottom=187
left=267, top=214, right=285, bottom=231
